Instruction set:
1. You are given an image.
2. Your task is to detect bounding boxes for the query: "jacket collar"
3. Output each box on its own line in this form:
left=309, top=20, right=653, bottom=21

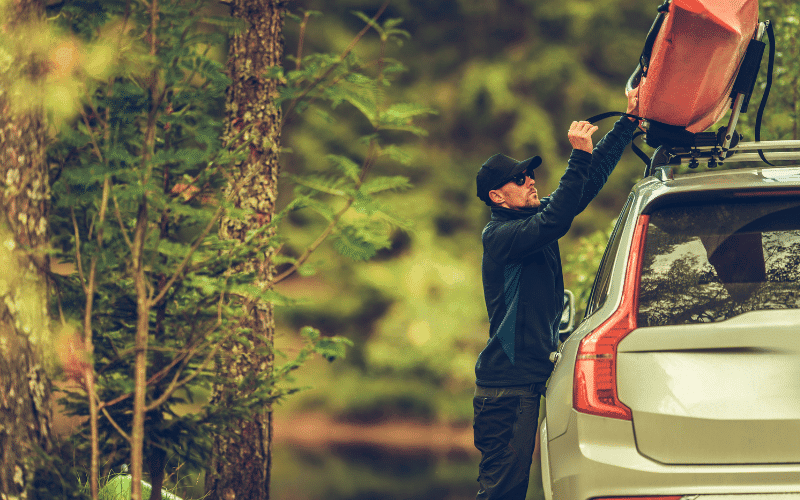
left=490, top=205, right=540, bottom=221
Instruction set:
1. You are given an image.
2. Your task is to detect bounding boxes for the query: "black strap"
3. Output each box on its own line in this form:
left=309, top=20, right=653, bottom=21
left=585, top=111, right=642, bottom=124
left=584, top=111, right=650, bottom=167
left=630, top=131, right=651, bottom=166
left=755, top=21, right=775, bottom=166
left=640, top=2, right=670, bottom=77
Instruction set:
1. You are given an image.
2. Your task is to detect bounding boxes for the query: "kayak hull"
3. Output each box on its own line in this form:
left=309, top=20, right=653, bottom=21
left=639, top=0, right=759, bottom=134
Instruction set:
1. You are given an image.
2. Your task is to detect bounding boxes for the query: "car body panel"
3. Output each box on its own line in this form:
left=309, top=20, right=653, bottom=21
left=543, top=166, right=800, bottom=499
left=546, top=410, right=800, bottom=500
left=540, top=419, right=554, bottom=500
left=618, top=305, right=800, bottom=466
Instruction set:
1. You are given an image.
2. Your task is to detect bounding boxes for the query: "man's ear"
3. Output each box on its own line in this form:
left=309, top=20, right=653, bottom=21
left=488, top=189, right=504, bottom=206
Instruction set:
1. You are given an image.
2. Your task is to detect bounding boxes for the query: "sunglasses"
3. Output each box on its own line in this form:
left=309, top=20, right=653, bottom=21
left=493, top=170, right=534, bottom=190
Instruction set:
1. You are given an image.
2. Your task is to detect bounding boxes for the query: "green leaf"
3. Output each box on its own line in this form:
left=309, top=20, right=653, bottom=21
left=157, top=239, right=189, bottom=257
left=352, top=11, right=382, bottom=35
left=333, top=227, right=377, bottom=261
left=302, top=198, right=336, bottom=222
left=377, top=102, right=435, bottom=136
left=384, top=102, right=433, bottom=121
left=360, top=175, right=411, bottom=194
left=297, top=260, right=320, bottom=277
left=315, top=336, right=353, bottom=362
left=326, top=154, right=361, bottom=182
left=229, top=283, right=296, bottom=307
left=334, top=76, right=378, bottom=125
left=273, top=254, right=297, bottom=266
left=301, top=326, right=321, bottom=341
left=199, top=16, right=249, bottom=35
left=290, top=175, right=348, bottom=197
left=380, top=145, right=413, bottom=165
left=186, top=275, right=221, bottom=295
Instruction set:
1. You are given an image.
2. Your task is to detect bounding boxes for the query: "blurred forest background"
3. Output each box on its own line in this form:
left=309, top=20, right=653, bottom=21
left=276, top=0, right=651, bottom=418
left=260, top=0, right=798, bottom=499
left=270, top=0, right=799, bottom=499
left=1, top=0, right=796, bottom=499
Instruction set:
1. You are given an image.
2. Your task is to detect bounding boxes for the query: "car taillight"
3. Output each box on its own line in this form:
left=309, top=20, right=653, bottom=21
left=574, top=214, right=649, bottom=420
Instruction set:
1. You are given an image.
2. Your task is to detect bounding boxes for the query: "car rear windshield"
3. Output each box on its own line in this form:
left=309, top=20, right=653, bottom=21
left=638, top=197, right=800, bottom=326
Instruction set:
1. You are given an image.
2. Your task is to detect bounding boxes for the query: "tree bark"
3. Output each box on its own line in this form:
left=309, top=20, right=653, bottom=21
left=0, top=0, right=53, bottom=496
left=206, top=1, right=285, bottom=499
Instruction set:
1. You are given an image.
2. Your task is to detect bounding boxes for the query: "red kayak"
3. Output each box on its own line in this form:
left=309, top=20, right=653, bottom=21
left=637, top=0, right=759, bottom=134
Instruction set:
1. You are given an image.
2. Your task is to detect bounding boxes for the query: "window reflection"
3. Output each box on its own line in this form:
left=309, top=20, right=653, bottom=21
left=638, top=200, right=800, bottom=326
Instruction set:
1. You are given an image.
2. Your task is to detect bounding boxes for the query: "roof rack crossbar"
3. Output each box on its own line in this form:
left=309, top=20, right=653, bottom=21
left=731, top=140, right=800, bottom=151
left=678, top=151, right=800, bottom=164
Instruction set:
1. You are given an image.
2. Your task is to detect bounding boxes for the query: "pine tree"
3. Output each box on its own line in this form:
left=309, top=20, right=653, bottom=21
left=0, top=0, right=54, bottom=496
left=204, top=0, right=285, bottom=498
left=205, top=1, right=433, bottom=497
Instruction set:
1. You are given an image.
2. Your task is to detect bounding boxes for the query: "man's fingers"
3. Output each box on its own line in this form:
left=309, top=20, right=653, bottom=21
left=567, top=120, right=597, bottom=153
left=569, top=121, right=589, bottom=131
left=568, top=121, right=597, bottom=135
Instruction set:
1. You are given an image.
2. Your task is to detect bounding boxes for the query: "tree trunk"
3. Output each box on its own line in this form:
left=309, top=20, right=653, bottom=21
left=0, top=1, right=53, bottom=496
left=206, top=1, right=285, bottom=499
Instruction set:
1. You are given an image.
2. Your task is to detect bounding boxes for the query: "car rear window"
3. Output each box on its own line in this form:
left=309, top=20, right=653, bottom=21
left=638, top=198, right=800, bottom=326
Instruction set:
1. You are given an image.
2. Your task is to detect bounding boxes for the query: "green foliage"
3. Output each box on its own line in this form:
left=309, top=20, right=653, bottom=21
left=35, top=1, right=800, bottom=496
left=274, top=11, right=434, bottom=273
left=270, top=2, right=800, bottom=497
left=29, top=442, right=90, bottom=500
left=273, top=1, right=658, bottom=436
left=562, top=220, right=615, bottom=321
left=737, top=1, right=800, bottom=142
left=48, top=0, right=245, bottom=478
left=43, top=0, right=329, bottom=488
left=273, top=326, right=353, bottom=401
left=40, top=0, right=433, bottom=493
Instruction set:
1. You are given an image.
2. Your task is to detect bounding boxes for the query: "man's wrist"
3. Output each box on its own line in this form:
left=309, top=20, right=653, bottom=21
left=569, top=149, right=593, bottom=162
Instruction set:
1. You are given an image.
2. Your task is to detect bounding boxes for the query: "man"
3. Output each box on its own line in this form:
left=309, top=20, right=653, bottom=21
left=472, top=90, right=640, bottom=500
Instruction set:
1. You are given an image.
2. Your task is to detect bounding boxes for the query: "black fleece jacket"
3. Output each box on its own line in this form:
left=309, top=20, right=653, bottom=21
left=475, top=117, right=637, bottom=387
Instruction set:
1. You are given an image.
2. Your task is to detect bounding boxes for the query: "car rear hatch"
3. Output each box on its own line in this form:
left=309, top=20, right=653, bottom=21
left=616, top=196, right=800, bottom=465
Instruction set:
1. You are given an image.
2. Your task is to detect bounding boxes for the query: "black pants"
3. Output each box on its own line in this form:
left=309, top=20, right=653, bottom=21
left=473, top=384, right=543, bottom=500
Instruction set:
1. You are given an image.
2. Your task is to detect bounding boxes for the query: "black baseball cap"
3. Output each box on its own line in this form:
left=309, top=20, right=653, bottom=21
left=476, top=153, right=542, bottom=205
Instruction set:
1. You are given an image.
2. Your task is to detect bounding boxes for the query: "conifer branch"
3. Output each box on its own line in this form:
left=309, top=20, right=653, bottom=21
left=99, top=318, right=221, bottom=411
left=80, top=109, right=104, bottom=164
left=70, top=208, right=88, bottom=295
left=282, top=0, right=390, bottom=123
left=270, top=139, right=378, bottom=285
left=112, top=195, right=134, bottom=250
left=100, top=404, right=131, bottom=443
left=295, top=11, right=310, bottom=70
left=145, top=325, right=236, bottom=412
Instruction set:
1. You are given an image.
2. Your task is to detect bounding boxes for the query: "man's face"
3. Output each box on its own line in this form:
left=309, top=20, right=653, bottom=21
left=491, top=170, right=539, bottom=209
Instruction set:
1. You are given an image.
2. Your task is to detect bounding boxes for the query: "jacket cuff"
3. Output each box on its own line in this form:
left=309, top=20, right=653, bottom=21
left=618, top=115, right=640, bottom=131
left=568, top=149, right=593, bottom=165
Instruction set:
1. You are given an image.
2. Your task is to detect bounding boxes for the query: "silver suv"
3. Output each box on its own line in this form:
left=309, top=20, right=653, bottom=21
left=542, top=160, right=800, bottom=500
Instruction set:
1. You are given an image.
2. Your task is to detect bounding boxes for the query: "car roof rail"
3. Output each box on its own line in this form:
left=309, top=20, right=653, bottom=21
left=653, top=166, right=674, bottom=181
left=723, top=140, right=800, bottom=164
left=651, top=139, right=800, bottom=171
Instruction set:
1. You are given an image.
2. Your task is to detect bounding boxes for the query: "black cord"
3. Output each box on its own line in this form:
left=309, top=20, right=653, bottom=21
left=755, top=21, right=775, bottom=166
left=584, top=111, right=650, bottom=168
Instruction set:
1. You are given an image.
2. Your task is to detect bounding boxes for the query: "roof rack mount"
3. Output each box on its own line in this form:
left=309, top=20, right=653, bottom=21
left=670, top=140, right=800, bottom=165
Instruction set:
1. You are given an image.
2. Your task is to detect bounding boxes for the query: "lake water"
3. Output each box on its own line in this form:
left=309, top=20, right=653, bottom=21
left=271, top=440, right=545, bottom=500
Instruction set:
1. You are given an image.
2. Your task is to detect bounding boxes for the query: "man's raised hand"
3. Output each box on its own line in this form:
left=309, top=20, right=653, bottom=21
left=568, top=121, right=599, bottom=153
